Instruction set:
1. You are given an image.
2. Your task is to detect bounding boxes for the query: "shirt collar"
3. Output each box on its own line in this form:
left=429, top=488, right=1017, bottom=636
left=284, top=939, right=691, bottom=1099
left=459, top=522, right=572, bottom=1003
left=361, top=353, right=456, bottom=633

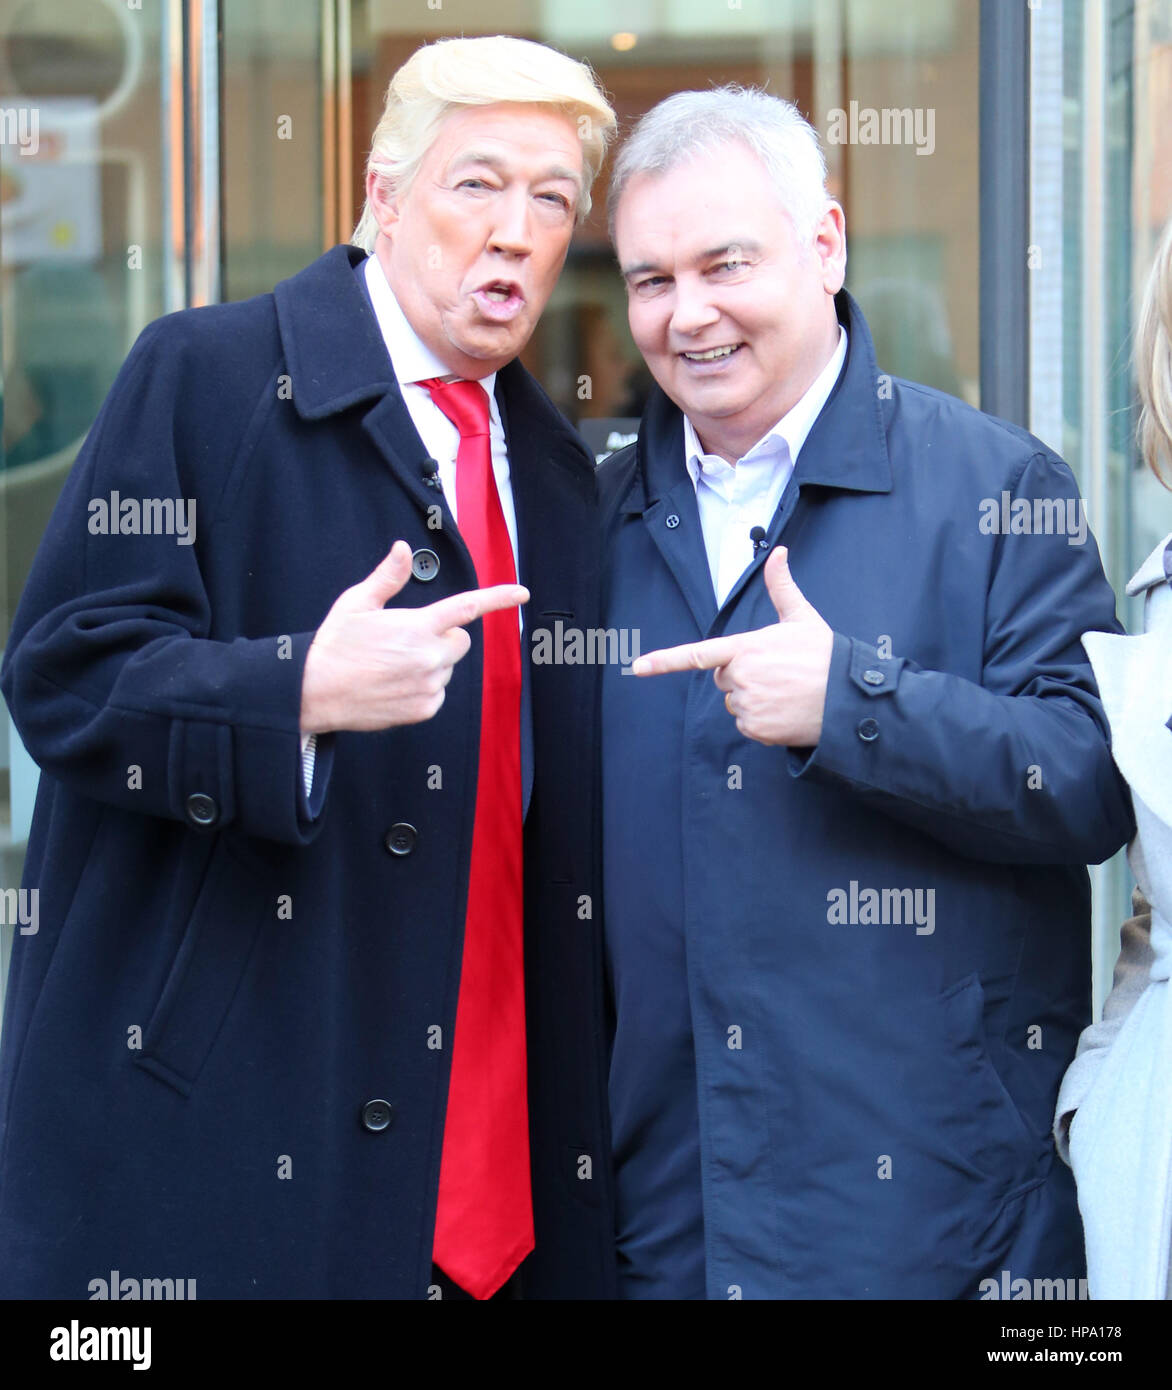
left=364, top=252, right=498, bottom=400
left=683, top=324, right=848, bottom=483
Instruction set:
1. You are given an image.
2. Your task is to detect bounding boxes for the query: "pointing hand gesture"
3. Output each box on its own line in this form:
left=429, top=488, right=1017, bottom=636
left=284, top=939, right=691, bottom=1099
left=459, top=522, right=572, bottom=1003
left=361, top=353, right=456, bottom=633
left=630, top=546, right=833, bottom=746
left=300, top=540, right=528, bottom=733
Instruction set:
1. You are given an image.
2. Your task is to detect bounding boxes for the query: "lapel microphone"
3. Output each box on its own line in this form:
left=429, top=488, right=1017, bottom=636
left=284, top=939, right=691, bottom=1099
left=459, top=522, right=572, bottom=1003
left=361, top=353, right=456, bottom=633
left=421, top=457, right=443, bottom=491
left=750, top=526, right=769, bottom=555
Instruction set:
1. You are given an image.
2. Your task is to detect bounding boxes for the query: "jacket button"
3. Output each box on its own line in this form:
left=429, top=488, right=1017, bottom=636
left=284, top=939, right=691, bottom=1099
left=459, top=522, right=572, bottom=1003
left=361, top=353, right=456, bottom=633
left=411, top=548, right=440, bottom=582
left=384, top=823, right=418, bottom=856
left=857, top=717, right=880, bottom=742
left=360, top=1099, right=394, bottom=1132
left=862, top=669, right=885, bottom=686
left=185, top=792, right=219, bottom=828
left=665, top=514, right=680, bottom=529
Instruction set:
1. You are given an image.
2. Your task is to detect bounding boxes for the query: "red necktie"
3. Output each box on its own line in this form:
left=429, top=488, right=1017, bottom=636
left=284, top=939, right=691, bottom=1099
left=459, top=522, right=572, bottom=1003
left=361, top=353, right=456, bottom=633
left=418, top=377, right=532, bottom=1298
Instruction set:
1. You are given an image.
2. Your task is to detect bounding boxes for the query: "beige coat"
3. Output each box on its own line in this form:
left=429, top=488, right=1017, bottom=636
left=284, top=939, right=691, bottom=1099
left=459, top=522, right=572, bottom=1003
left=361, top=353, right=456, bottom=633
left=1054, top=532, right=1172, bottom=1298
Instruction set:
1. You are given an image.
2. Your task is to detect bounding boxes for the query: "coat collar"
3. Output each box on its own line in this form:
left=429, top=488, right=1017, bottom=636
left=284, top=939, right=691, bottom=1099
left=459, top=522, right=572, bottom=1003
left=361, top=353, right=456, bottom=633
left=619, top=288, right=893, bottom=515
left=271, top=243, right=586, bottom=467
left=1125, top=532, right=1172, bottom=598
left=274, top=244, right=397, bottom=420
left=271, top=244, right=593, bottom=592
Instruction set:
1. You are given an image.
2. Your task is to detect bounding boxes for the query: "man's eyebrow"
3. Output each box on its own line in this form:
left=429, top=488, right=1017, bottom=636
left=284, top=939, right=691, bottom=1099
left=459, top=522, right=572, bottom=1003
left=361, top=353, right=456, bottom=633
left=701, top=240, right=763, bottom=261
left=621, top=241, right=763, bottom=281
left=540, top=163, right=585, bottom=184
left=447, top=150, right=581, bottom=184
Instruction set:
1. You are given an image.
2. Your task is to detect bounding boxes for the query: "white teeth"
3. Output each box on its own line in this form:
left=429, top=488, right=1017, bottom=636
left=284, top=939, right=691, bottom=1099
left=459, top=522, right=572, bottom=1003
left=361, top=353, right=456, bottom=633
left=484, top=287, right=511, bottom=301
left=683, top=344, right=738, bottom=361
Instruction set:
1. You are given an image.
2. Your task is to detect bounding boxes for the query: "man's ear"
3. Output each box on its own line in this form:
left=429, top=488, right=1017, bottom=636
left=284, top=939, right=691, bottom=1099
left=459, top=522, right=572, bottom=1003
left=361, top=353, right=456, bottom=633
left=366, top=167, right=400, bottom=239
left=814, top=202, right=847, bottom=295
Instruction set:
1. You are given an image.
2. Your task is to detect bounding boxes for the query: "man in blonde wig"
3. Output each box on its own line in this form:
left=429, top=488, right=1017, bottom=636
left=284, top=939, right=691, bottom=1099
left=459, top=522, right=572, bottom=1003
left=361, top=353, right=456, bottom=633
left=0, top=36, right=617, bottom=1300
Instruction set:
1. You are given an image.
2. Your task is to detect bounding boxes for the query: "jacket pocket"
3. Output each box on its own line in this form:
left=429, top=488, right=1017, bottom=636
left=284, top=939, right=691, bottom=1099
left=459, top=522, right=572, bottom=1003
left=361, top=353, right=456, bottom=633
left=134, top=838, right=266, bottom=1096
left=936, top=972, right=1047, bottom=1191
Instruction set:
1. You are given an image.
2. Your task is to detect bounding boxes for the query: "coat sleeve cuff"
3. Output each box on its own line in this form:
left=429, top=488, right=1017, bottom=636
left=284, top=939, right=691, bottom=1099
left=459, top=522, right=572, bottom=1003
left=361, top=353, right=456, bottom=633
left=166, top=630, right=330, bottom=844
left=787, top=632, right=905, bottom=785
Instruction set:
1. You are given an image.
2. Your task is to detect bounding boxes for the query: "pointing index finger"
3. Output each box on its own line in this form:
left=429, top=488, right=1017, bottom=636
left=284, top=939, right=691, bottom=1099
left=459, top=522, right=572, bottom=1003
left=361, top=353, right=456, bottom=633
left=425, top=584, right=529, bottom=633
left=631, top=636, right=739, bottom=676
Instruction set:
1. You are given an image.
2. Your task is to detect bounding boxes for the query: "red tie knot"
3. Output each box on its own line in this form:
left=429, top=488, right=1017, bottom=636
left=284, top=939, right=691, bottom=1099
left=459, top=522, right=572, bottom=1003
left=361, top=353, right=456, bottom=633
left=418, top=377, right=491, bottom=439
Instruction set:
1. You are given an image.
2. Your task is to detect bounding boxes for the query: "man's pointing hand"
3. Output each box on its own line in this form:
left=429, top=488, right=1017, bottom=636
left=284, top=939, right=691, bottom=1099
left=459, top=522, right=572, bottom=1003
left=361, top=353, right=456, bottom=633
left=300, top=539, right=528, bottom=734
left=629, top=546, right=833, bottom=746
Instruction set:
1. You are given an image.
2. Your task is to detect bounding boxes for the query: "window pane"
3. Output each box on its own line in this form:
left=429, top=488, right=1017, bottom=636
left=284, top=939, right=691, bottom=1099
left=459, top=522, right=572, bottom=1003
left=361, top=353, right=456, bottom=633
left=1, top=0, right=167, bottom=1023
left=222, top=0, right=324, bottom=303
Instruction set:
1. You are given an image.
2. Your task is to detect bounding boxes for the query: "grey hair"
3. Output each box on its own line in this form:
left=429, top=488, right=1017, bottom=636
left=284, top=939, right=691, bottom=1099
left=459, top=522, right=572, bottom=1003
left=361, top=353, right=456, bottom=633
left=608, top=85, right=830, bottom=246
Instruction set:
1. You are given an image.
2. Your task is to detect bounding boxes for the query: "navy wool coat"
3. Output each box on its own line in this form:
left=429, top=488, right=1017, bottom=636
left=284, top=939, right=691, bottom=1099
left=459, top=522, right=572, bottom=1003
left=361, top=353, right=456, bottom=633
left=598, top=290, right=1135, bottom=1299
left=0, top=245, right=614, bottom=1299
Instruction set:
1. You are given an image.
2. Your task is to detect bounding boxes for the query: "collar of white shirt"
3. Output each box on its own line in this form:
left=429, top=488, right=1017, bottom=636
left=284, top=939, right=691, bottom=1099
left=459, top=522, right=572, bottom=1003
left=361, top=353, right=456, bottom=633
left=363, top=251, right=499, bottom=402
left=683, top=324, right=848, bottom=483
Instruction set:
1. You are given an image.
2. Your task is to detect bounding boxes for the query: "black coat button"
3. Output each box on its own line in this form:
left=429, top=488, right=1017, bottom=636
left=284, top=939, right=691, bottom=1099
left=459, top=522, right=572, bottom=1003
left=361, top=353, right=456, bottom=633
left=862, top=669, right=884, bottom=686
left=411, top=549, right=440, bottom=582
left=384, top=823, right=418, bottom=856
left=185, top=792, right=219, bottom=827
left=857, top=717, right=880, bottom=742
left=361, top=1099, right=393, bottom=1132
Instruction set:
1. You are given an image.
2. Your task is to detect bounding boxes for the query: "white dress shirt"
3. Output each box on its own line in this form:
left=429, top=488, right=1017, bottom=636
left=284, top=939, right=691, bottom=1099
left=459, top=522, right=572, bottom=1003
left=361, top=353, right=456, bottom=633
left=362, top=253, right=519, bottom=565
left=684, top=326, right=848, bottom=607
left=300, top=254, right=521, bottom=796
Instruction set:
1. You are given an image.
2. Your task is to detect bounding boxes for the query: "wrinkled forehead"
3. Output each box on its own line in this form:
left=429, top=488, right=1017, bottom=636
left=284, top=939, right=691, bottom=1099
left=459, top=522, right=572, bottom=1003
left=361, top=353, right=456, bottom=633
left=424, top=102, right=586, bottom=181
left=614, top=162, right=797, bottom=273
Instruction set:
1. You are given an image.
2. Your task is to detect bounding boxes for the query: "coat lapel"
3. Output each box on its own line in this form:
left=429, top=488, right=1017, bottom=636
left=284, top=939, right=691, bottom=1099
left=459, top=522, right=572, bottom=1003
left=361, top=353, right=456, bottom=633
left=494, top=370, right=534, bottom=821
left=627, top=395, right=718, bottom=634
left=273, top=244, right=458, bottom=535
left=496, top=362, right=598, bottom=824
left=715, top=290, right=894, bottom=616
left=495, top=360, right=596, bottom=594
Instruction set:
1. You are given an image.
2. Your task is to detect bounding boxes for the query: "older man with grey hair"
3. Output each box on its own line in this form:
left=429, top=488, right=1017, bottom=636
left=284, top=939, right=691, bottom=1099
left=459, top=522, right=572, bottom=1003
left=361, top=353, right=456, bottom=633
left=0, top=36, right=617, bottom=1300
left=599, top=85, right=1132, bottom=1299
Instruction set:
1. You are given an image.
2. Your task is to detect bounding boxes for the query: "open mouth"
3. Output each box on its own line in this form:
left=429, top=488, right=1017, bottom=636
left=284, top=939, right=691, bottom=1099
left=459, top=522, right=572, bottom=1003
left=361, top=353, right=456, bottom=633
left=472, top=280, right=525, bottom=322
left=680, top=343, right=743, bottom=363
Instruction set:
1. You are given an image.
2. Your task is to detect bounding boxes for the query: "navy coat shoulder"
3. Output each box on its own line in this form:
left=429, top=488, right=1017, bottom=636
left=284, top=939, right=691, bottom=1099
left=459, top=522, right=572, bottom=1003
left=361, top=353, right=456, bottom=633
left=597, top=289, right=1135, bottom=1299
left=0, top=244, right=615, bottom=1299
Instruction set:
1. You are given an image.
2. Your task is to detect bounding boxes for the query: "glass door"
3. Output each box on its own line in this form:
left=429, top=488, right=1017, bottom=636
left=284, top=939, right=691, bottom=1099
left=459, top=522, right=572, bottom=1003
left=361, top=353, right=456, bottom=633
left=0, top=0, right=169, bottom=1010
